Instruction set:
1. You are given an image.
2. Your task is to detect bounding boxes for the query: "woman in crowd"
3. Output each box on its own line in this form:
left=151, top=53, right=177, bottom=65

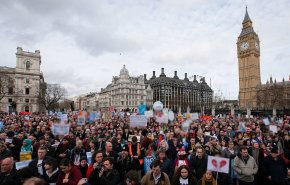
left=197, top=170, right=217, bottom=185
left=21, top=138, right=33, bottom=152
left=172, top=165, right=197, bottom=185
left=43, top=157, right=60, bottom=185
left=56, top=158, right=82, bottom=185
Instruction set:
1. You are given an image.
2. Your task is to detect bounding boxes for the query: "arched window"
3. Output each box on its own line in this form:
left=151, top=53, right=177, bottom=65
left=26, top=61, right=31, bottom=70
left=25, top=106, right=29, bottom=112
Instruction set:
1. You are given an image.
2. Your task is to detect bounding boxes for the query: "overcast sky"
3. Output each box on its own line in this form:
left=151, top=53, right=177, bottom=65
left=0, top=0, right=289, bottom=99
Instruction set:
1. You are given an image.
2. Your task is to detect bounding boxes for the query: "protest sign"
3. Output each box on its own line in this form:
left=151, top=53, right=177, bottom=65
left=182, top=120, right=191, bottom=132
left=77, top=115, right=86, bottom=125
left=207, top=156, right=229, bottom=174
left=86, top=152, right=92, bottom=165
left=145, top=110, right=153, bottom=119
left=130, top=115, right=147, bottom=127
left=263, top=118, right=270, bottom=125
left=52, top=123, right=70, bottom=136
left=128, top=135, right=141, bottom=142
left=269, top=125, right=278, bottom=133
left=118, top=112, right=125, bottom=118
left=61, top=114, right=68, bottom=124
left=88, top=112, right=96, bottom=123
left=20, top=152, right=32, bottom=161
left=190, top=113, right=199, bottom=120
left=15, top=160, right=33, bottom=170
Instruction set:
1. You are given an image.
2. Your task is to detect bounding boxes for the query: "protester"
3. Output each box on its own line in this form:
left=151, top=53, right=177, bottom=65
left=233, top=146, right=258, bottom=185
left=172, top=165, right=197, bottom=185
left=0, top=157, right=21, bottom=185
left=57, top=158, right=82, bottom=185
left=0, top=111, right=290, bottom=185
left=88, top=157, right=121, bottom=185
left=197, top=170, right=217, bottom=185
left=141, top=159, right=170, bottom=185
left=43, top=157, right=60, bottom=184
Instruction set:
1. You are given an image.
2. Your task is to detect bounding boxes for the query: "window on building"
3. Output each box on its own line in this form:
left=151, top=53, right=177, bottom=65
left=8, top=98, right=12, bottom=103
left=25, top=106, right=29, bottom=112
left=25, top=88, right=29, bottom=95
left=26, top=61, right=31, bottom=70
left=25, top=99, right=29, bottom=103
left=26, top=79, right=29, bottom=83
left=8, top=87, right=13, bottom=94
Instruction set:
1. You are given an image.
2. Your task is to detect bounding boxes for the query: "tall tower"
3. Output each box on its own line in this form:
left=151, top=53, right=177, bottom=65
left=237, top=7, right=261, bottom=109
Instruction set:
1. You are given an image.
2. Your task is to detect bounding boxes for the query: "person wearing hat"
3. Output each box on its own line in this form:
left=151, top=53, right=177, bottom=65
left=262, top=147, right=287, bottom=185
left=117, top=145, right=131, bottom=182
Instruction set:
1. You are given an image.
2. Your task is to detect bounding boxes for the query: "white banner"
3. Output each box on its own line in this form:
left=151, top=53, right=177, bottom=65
left=129, top=115, right=147, bottom=127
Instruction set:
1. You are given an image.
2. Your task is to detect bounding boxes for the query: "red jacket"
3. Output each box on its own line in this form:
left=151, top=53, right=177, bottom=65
left=56, top=166, right=82, bottom=185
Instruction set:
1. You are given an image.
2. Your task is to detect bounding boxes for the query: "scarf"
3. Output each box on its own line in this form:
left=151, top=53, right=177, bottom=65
left=21, top=139, right=32, bottom=152
left=201, top=174, right=217, bottom=185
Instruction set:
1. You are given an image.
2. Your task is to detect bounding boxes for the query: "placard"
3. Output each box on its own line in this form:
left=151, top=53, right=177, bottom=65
left=128, top=135, right=141, bottom=142
left=52, top=123, right=70, bottom=136
left=86, top=152, right=92, bottom=164
left=145, top=111, right=153, bottom=119
left=0, top=121, right=3, bottom=130
left=15, top=160, right=33, bottom=170
left=207, top=156, right=229, bottom=173
left=263, top=118, right=270, bottom=125
left=138, top=104, right=146, bottom=115
left=129, top=115, right=147, bottom=127
left=20, top=152, right=32, bottom=161
left=77, top=115, right=86, bottom=125
left=269, top=125, right=278, bottom=133
left=191, top=113, right=199, bottom=120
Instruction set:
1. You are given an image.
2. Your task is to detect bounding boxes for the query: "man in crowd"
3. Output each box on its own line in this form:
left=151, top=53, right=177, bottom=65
left=0, top=157, right=21, bottom=185
left=88, top=157, right=121, bottom=185
left=234, top=146, right=258, bottom=185
left=190, top=146, right=208, bottom=181
left=29, top=146, right=47, bottom=177
left=141, top=159, right=170, bottom=185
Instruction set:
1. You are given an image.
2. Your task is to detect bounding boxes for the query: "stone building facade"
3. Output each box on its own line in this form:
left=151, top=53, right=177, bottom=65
left=0, top=47, right=45, bottom=113
left=145, top=68, right=213, bottom=113
left=98, top=65, right=150, bottom=111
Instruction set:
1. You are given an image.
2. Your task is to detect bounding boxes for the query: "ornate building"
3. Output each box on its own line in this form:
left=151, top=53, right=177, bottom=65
left=98, top=65, right=150, bottom=111
left=0, top=47, right=45, bottom=113
left=237, top=7, right=261, bottom=109
left=237, top=8, right=290, bottom=113
left=145, top=68, right=213, bottom=113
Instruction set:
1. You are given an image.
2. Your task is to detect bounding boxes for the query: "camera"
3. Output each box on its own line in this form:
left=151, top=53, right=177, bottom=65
left=95, top=163, right=103, bottom=172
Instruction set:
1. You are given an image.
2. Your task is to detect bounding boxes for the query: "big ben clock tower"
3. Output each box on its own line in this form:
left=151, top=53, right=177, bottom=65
left=237, top=7, right=261, bottom=109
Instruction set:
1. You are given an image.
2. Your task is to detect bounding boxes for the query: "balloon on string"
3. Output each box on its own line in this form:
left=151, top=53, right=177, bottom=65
left=153, top=101, right=163, bottom=112
left=162, top=108, right=169, bottom=114
left=168, top=111, right=174, bottom=121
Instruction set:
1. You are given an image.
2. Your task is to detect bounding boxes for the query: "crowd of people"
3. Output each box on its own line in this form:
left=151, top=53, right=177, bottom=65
left=0, top=111, right=290, bottom=185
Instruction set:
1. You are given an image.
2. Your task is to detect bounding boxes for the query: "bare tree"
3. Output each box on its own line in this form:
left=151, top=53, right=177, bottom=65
left=39, top=83, right=67, bottom=111
left=257, top=83, right=284, bottom=110
left=0, top=72, right=14, bottom=101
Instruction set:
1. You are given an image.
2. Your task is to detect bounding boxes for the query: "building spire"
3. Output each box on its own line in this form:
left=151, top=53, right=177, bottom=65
left=243, top=6, right=252, bottom=23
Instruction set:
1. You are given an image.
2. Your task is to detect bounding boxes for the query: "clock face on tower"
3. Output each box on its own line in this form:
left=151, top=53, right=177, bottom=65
left=255, top=41, right=259, bottom=49
left=240, top=41, right=249, bottom=51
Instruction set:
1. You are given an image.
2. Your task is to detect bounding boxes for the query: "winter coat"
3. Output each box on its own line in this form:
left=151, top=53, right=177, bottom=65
left=88, top=168, right=121, bottom=185
left=233, top=153, right=258, bottom=182
left=43, top=168, right=60, bottom=185
left=190, top=155, right=208, bottom=181
left=262, top=155, right=287, bottom=183
left=141, top=171, right=171, bottom=185
left=56, top=166, right=82, bottom=185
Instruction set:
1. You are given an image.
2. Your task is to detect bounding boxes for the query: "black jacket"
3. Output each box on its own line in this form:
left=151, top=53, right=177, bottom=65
left=88, top=168, right=121, bottom=185
left=190, top=154, right=208, bottom=181
left=43, top=168, right=60, bottom=184
left=0, top=169, right=21, bottom=185
left=263, top=155, right=287, bottom=183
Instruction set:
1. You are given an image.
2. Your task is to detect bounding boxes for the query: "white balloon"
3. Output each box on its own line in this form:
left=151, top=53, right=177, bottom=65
left=153, top=101, right=163, bottom=111
left=168, top=111, right=174, bottom=121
